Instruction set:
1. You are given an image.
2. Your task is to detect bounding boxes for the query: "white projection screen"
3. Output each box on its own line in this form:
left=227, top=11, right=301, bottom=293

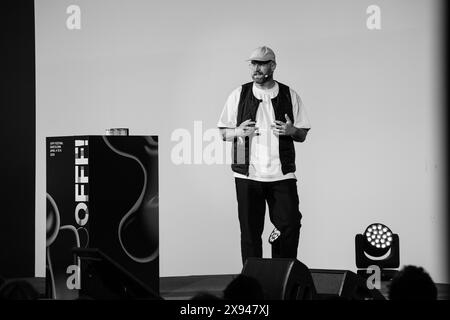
left=35, top=0, right=447, bottom=283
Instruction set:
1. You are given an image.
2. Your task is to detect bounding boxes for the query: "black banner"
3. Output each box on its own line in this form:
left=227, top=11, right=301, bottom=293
left=46, top=136, right=159, bottom=299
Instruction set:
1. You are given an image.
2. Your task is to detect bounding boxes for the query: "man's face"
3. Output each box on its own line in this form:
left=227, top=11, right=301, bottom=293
left=249, top=60, right=276, bottom=84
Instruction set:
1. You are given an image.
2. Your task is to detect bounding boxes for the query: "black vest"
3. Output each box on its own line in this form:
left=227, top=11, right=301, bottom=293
left=231, top=81, right=296, bottom=176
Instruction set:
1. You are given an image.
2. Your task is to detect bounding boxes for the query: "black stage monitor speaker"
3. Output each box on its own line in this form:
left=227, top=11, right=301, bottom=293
left=73, top=248, right=161, bottom=300
left=309, top=269, right=385, bottom=300
left=241, top=258, right=317, bottom=300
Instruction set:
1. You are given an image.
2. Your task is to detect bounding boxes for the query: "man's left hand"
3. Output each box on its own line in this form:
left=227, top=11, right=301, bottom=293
left=271, top=114, right=295, bottom=136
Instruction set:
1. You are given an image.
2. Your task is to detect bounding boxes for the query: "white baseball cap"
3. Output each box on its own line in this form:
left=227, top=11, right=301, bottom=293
left=247, top=46, right=276, bottom=62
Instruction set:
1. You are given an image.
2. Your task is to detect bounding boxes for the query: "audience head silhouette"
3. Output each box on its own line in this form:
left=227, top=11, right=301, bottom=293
left=0, top=279, right=39, bottom=300
left=388, top=265, right=437, bottom=300
left=223, top=274, right=264, bottom=300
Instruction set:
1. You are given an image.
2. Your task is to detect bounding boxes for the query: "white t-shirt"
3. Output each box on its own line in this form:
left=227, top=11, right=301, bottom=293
left=217, top=82, right=311, bottom=182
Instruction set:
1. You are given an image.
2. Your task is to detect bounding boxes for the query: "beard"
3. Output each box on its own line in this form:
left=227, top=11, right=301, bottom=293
left=252, top=72, right=273, bottom=84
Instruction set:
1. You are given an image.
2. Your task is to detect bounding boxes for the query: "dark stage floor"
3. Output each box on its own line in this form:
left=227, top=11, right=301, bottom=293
left=160, top=274, right=449, bottom=300
left=160, top=274, right=236, bottom=300
left=13, top=275, right=450, bottom=300
left=160, top=274, right=395, bottom=300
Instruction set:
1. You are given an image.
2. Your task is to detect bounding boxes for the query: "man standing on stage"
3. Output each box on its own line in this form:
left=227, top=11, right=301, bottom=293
left=217, top=46, right=311, bottom=264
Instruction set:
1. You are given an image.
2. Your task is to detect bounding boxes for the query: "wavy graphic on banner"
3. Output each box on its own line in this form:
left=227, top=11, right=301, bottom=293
left=46, top=193, right=83, bottom=299
left=102, top=136, right=158, bottom=263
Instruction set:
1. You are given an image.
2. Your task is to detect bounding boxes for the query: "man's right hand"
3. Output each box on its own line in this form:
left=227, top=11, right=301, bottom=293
left=219, top=119, right=258, bottom=141
left=236, top=119, right=257, bottom=137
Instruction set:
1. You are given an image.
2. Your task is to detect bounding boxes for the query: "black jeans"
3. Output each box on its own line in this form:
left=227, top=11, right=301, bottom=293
left=235, top=177, right=302, bottom=265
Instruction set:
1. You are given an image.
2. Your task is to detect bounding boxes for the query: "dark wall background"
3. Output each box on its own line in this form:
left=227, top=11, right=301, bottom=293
left=0, top=0, right=35, bottom=277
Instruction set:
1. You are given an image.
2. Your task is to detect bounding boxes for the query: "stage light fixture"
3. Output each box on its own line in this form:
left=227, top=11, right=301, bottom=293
left=355, top=223, right=399, bottom=281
